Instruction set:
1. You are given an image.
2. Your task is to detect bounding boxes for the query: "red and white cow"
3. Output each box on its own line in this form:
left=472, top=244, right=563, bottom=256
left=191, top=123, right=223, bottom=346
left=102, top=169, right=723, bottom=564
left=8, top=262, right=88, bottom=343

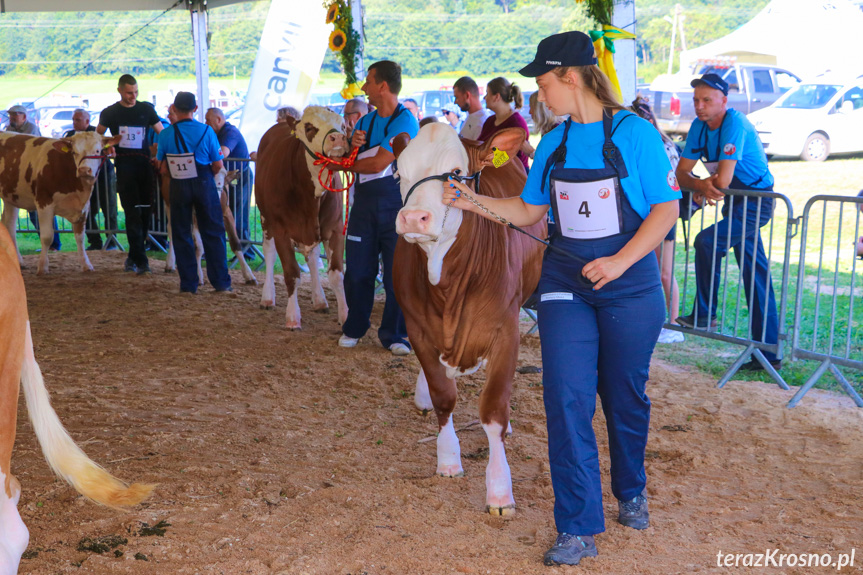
left=0, top=225, right=152, bottom=575
left=0, top=132, right=120, bottom=274
left=255, top=106, right=349, bottom=329
left=392, top=123, right=544, bottom=516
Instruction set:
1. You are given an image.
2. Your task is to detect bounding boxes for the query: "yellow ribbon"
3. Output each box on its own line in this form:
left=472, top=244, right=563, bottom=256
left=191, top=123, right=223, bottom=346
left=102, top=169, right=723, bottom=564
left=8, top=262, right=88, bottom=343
left=590, top=25, right=637, bottom=103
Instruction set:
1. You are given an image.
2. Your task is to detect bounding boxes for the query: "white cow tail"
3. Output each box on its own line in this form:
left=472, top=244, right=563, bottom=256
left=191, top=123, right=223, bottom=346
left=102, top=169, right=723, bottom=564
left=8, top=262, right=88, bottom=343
left=20, top=322, right=154, bottom=509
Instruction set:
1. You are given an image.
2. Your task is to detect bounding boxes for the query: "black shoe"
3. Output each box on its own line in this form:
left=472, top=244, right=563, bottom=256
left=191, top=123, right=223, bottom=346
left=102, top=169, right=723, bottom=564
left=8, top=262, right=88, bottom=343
left=136, top=266, right=151, bottom=276
left=676, top=313, right=717, bottom=330
left=543, top=534, right=597, bottom=566
left=124, top=258, right=137, bottom=273
left=214, top=286, right=233, bottom=293
left=618, top=490, right=649, bottom=530
left=86, top=245, right=103, bottom=251
left=740, top=358, right=782, bottom=372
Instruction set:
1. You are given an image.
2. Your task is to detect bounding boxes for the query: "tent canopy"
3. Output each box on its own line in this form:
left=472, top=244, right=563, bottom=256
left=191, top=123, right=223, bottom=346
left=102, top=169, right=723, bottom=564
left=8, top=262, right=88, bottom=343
left=0, top=0, right=245, bottom=11
left=680, top=0, right=863, bottom=79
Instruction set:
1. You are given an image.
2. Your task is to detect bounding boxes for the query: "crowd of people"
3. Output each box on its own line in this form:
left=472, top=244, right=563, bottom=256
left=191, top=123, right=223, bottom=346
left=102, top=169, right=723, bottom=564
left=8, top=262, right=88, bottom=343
left=4, top=28, right=813, bottom=567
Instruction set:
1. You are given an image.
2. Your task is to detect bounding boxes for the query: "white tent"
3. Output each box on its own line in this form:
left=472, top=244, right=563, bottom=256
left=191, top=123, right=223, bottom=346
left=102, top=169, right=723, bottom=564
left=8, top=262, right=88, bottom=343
left=680, top=0, right=863, bottom=79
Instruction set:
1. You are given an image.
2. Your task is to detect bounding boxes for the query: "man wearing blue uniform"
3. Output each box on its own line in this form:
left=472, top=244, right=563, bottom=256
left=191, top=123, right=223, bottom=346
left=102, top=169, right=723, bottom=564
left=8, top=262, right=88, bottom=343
left=156, top=92, right=232, bottom=294
left=675, top=73, right=780, bottom=371
left=339, top=60, right=419, bottom=356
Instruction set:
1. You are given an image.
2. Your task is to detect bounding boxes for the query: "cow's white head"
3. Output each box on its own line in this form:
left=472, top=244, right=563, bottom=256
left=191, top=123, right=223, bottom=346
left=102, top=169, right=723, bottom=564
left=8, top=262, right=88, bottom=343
left=297, top=105, right=349, bottom=160
left=393, top=123, right=524, bottom=285
left=52, top=132, right=121, bottom=184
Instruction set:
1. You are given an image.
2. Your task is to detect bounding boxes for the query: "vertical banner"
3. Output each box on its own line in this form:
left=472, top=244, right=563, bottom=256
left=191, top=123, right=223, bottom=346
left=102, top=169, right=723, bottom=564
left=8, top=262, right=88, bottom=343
left=240, top=0, right=329, bottom=154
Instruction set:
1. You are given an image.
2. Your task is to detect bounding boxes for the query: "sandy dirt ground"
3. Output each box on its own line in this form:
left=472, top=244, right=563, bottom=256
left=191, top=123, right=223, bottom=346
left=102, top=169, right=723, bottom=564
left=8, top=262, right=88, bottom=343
left=10, top=250, right=863, bottom=575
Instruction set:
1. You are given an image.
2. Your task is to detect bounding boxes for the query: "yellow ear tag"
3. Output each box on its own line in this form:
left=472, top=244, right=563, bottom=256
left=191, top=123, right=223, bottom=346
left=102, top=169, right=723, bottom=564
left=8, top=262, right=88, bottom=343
left=62, top=146, right=70, bottom=153
left=492, top=147, right=509, bottom=168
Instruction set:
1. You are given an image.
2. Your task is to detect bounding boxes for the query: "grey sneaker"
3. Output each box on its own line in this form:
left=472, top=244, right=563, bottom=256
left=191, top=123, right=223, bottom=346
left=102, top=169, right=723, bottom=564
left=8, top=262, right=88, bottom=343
left=618, top=490, right=649, bottom=530
left=124, top=258, right=137, bottom=273
left=543, top=534, right=597, bottom=566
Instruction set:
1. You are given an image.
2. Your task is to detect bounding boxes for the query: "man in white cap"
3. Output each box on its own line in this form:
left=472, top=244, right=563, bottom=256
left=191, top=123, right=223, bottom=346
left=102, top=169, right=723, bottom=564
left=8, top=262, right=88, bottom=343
left=4, top=105, right=40, bottom=135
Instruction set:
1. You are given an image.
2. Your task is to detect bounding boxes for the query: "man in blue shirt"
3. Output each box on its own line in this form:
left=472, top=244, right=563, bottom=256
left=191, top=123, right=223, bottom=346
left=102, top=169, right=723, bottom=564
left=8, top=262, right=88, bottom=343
left=206, top=107, right=253, bottom=258
left=675, top=73, right=780, bottom=371
left=339, top=60, right=419, bottom=356
left=157, top=92, right=231, bottom=294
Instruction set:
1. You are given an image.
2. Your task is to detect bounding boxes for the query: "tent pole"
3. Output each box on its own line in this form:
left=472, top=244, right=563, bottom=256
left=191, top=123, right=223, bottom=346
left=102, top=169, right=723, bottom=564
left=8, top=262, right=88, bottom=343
left=190, top=0, right=209, bottom=122
left=612, top=0, right=636, bottom=103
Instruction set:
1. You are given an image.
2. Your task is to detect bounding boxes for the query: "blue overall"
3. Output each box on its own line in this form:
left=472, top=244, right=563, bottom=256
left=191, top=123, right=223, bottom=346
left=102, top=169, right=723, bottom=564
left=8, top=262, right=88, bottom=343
left=343, top=105, right=410, bottom=348
left=167, top=121, right=232, bottom=294
left=537, top=112, right=666, bottom=536
left=688, top=114, right=779, bottom=360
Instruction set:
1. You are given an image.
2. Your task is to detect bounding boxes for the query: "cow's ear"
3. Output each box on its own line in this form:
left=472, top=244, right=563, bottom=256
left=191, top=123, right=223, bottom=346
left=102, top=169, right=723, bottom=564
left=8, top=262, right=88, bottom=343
left=102, top=135, right=122, bottom=148
left=52, top=139, right=73, bottom=153
left=391, top=132, right=411, bottom=160
left=282, top=116, right=298, bottom=133
left=477, top=127, right=525, bottom=170
left=303, top=122, right=319, bottom=142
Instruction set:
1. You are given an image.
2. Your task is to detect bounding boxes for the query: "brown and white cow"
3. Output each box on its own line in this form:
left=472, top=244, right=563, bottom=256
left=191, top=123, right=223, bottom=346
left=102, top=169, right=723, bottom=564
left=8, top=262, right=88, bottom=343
left=0, top=132, right=121, bottom=274
left=392, top=123, right=544, bottom=516
left=255, top=106, right=349, bottom=329
left=160, top=168, right=258, bottom=286
left=0, top=225, right=152, bottom=574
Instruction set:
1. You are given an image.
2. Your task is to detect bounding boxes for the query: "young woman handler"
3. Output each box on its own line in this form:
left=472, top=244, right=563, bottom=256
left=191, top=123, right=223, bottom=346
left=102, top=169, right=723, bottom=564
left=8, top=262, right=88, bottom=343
left=443, top=31, right=680, bottom=567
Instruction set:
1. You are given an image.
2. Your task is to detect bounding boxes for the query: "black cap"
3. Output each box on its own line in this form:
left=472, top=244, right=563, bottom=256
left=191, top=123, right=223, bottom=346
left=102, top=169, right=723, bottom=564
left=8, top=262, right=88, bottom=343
left=519, top=31, right=597, bottom=77
left=173, top=91, right=197, bottom=112
left=691, top=73, right=729, bottom=96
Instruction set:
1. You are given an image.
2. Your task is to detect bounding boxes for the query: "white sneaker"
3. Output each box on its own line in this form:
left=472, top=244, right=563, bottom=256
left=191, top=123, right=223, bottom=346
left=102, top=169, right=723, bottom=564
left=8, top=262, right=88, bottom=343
left=657, top=327, right=685, bottom=344
left=339, top=334, right=359, bottom=348
left=389, top=343, right=411, bottom=356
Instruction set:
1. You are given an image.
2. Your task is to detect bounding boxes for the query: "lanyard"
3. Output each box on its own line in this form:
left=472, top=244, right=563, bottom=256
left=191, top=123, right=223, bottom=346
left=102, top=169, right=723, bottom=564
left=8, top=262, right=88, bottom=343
left=358, top=104, right=406, bottom=153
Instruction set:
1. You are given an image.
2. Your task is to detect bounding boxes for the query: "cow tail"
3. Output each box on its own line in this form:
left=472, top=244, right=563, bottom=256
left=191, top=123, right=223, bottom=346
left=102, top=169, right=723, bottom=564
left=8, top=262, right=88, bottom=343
left=20, top=321, right=154, bottom=509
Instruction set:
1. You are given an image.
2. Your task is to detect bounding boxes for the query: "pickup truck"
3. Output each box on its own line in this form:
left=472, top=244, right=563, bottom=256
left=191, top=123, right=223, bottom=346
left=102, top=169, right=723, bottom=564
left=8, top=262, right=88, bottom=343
left=648, top=63, right=802, bottom=136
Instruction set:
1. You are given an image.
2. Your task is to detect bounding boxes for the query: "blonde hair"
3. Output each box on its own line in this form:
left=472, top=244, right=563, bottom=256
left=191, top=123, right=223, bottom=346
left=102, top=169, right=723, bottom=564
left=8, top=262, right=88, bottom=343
left=487, top=76, right=524, bottom=110
left=529, top=91, right=559, bottom=136
left=553, top=66, right=624, bottom=113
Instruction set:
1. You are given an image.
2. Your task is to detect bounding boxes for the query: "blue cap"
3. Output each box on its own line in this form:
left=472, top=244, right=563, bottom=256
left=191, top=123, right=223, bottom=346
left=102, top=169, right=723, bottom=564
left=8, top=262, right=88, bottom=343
left=519, top=31, right=597, bottom=77
left=691, top=73, right=729, bottom=96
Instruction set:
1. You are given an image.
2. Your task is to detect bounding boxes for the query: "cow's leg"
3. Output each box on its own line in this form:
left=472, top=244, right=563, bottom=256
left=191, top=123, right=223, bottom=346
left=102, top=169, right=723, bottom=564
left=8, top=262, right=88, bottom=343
left=192, top=211, right=205, bottom=286
left=414, top=368, right=434, bottom=412
left=0, top=472, right=28, bottom=575
left=220, top=190, right=256, bottom=285
left=478, top=327, right=519, bottom=516
left=413, top=340, right=462, bottom=477
left=325, top=232, right=348, bottom=325
left=1, top=206, right=23, bottom=267
left=72, top=219, right=94, bottom=272
left=35, top=209, right=55, bottom=275
left=274, top=234, right=302, bottom=330
left=260, top=232, right=277, bottom=309
left=302, top=243, right=328, bottom=313
left=164, top=199, right=176, bottom=273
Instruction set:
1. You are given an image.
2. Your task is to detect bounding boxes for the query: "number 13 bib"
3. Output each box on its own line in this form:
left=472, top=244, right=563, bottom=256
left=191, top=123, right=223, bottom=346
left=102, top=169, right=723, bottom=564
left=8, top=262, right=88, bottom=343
left=552, top=176, right=624, bottom=239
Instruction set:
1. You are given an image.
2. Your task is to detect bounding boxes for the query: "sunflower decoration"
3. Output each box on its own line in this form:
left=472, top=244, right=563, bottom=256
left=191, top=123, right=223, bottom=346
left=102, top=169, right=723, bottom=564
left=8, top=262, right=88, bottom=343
left=323, top=0, right=362, bottom=101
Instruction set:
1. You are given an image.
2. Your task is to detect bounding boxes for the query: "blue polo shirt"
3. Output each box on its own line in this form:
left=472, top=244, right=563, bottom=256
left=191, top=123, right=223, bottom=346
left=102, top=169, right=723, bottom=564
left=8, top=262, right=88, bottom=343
left=682, top=108, right=774, bottom=189
left=217, top=121, right=250, bottom=172
left=521, top=111, right=681, bottom=219
left=156, top=119, right=222, bottom=166
left=352, top=104, right=419, bottom=153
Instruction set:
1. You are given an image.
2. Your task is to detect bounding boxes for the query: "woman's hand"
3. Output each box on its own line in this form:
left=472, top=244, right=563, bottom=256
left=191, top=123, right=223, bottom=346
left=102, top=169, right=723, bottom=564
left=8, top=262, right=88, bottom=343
left=441, top=177, right=477, bottom=212
left=582, top=255, right=629, bottom=290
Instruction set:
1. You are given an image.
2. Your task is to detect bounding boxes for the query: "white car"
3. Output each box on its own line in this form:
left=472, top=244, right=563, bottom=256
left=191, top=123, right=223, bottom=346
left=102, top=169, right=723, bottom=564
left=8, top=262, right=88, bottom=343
left=748, top=74, right=863, bottom=161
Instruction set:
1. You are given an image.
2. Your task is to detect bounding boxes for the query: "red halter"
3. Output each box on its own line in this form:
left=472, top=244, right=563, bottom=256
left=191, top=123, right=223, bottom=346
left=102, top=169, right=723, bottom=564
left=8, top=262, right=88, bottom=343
left=312, top=147, right=359, bottom=235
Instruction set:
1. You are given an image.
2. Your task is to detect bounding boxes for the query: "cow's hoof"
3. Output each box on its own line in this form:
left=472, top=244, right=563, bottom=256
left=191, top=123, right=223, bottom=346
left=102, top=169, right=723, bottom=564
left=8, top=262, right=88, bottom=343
left=83, top=266, right=94, bottom=272
left=313, top=306, right=330, bottom=314
left=260, top=301, right=274, bottom=309
left=164, top=268, right=176, bottom=274
left=486, top=504, right=516, bottom=517
left=436, top=465, right=464, bottom=478
left=286, top=322, right=302, bottom=331
left=245, top=279, right=258, bottom=285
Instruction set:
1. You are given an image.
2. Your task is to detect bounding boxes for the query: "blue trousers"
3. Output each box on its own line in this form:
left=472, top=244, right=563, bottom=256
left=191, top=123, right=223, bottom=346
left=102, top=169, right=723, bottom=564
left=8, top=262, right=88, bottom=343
left=227, top=169, right=253, bottom=252
left=169, top=173, right=232, bottom=293
left=538, top=237, right=665, bottom=535
left=343, top=188, right=409, bottom=348
left=693, top=199, right=779, bottom=360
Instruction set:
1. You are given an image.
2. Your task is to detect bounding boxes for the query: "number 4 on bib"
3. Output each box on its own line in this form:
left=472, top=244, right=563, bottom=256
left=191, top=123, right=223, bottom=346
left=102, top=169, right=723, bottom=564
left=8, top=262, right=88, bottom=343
left=578, top=201, right=591, bottom=218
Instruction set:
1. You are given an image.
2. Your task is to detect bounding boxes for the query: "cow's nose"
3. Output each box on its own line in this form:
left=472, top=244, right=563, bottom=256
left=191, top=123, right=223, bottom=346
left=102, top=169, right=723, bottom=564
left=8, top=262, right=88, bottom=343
left=398, top=209, right=433, bottom=234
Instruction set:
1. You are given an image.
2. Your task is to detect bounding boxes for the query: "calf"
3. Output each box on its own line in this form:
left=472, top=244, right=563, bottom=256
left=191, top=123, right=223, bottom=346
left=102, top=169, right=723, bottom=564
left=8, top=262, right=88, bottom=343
left=0, top=132, right=120, bottom=274
left=393, top=123, right=544, bottom=516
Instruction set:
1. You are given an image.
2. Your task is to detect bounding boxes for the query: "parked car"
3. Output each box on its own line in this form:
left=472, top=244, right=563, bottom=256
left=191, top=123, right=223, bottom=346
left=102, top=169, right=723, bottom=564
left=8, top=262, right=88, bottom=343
left=650, top=63, right=801, bottom=136
left=0, top=110, right=8, bottom=131
left=35, top=107, right=78, bottom=138
left=408, top=90, right=455, bottom=119
left=748, top=73, right=863, bottom=161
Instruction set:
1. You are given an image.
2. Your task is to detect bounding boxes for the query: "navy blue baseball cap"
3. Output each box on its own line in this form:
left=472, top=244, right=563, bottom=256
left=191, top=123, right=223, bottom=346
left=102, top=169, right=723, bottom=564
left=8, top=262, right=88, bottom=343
left=173, top=91, right=197, bottom=112
left=519, top=31, right=597, bottom=77
left=691, top=73, right=729, bottom=96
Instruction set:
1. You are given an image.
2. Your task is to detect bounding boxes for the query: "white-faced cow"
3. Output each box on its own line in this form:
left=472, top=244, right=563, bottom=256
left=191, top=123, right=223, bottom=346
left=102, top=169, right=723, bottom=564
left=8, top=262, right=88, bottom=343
left=255, top=106, right=349, bottom=329
left=0, top=132, right=121, bottom=274
left=0, top=225, right=152, bottom=575
left=392, top=123, right=544, bottom=516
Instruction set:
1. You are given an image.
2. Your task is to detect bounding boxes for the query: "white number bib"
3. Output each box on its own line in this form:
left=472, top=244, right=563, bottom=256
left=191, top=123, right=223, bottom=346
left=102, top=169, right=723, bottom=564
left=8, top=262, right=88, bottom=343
left=357, top=146, right=394, bottom=184
left=703, top=160, right=719, bottom=176
left=166, top=153, right=198, bottom=180
left=119, top=126, right=145, bottom=149
left=553, top=176, right=622, bottom=239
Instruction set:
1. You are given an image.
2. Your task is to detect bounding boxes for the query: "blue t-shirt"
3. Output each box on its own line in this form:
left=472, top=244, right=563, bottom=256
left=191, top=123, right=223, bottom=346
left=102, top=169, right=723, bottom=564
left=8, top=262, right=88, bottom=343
left=157, top=120, right=223, bottom=166
left=217, top=121, right=250, bottom=171
left=682, top=108, right=774, bottom=189
left=352, top=104, right=419, bottom=154
left=521, top=112, right=682, bottom=219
